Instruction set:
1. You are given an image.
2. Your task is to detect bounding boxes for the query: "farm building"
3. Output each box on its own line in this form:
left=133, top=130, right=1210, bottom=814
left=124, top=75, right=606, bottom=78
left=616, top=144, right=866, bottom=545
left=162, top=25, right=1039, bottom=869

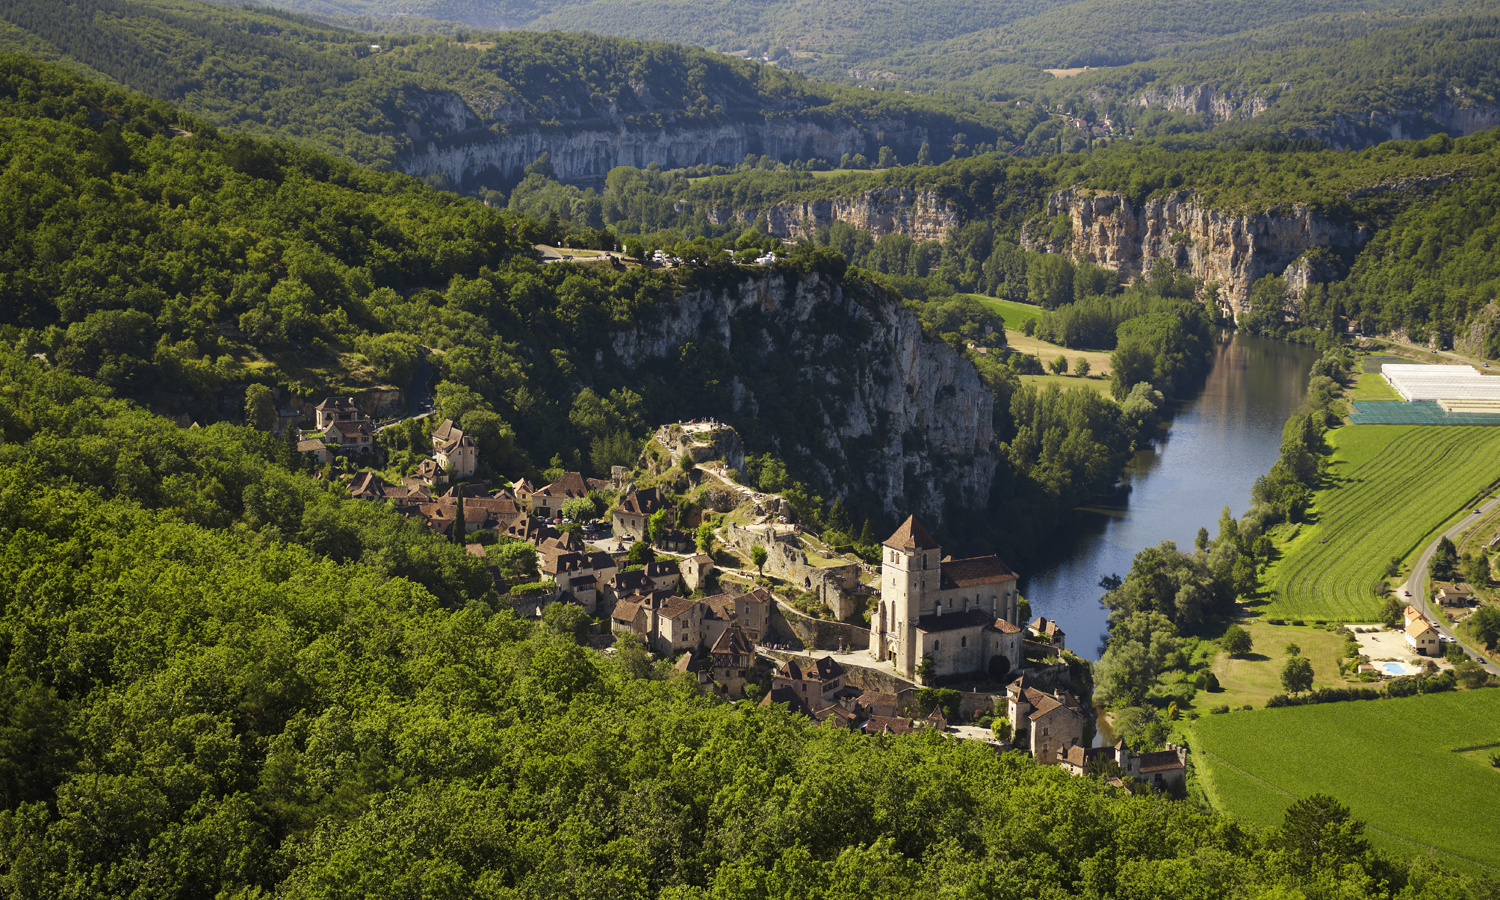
left=1381, top=364, right=1500, bottom=412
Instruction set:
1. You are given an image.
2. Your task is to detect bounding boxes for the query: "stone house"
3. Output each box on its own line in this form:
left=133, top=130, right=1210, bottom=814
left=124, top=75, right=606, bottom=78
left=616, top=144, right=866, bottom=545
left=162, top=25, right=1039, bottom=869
left=531, top=472, right=589, bottom=518
left=347, top=472, right=385, bottom=501
left=512, top=478, right=534, bottom=508
left=323, top=416, right=375, bottom=453
left=1435, top=583, right=1473, bottom=607
left=1404, top=605, right=1441, bottom=656
left=431, top=419, right=478, bottom=479
left=542, top=550, right=618, bottom=614
left=1056, top=738, right=1188, bottom=794
left=710, top=626, right=757, bottom=698
left=643, top=559, right=682, bottom=593
left=771, top=656, right=849, bottom=708
left=613, top=486, right=667, bottom=541
left=1029, top=616, right=1066, bottom=650
left=682, top=553, right=715, bottom=591
left=674, top=650, right=713, bottom=688
left=313, top=397, right=363, bottom=431
left=297, top=438, right=332, bottom=465
left=869, top=516, right=1026, bottom=680
left=1007, top=674, right=1086, bottom=765
left=414, top=458, right=447, bottom=486
left=701, top=588, right=771, bottom=646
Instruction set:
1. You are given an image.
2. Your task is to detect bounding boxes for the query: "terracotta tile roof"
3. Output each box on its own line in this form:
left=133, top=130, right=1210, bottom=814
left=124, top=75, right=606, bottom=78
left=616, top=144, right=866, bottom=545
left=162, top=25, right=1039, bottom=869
left=915, top=608, right=994, bottom=633
left=535, top=472, right=589, bottom=500
left=1138, top=750, right=1184, bottom=773
left=674, top=650, right=705, bottom=674
left=989, top=618, right=1023, bottom=634
left=1030, top=616, right=1064, bottom=637
left=761, top=685, right=813, bottom=716
left=611, top=569, right=652, bottom=593
left=711, top=626, right=755, bottom=657
left=701, top=592, right=738, bottom=620
left=658, top=596, right=699, bottom=619
left=644, top=560, right=681, bottom=579
left=855, top=692, right=899, bottom=713
left=940, top=555, right=1018, bottom=589
left=814, top=704, right=855, bottom=725
left=1058, top=743, right=1089, bottom=767
left=1406, top=617, right=1437, bottom=638
left=883, top=515, right=939, bottom=551
left=611, top=600, right=642, bottom=625
left=616, top=486, right=665, bottom=517
left=296, top=439, right=325, bottom=452
left=864, top=716, right=920, bottom=735
left=686, top=553, right=713, bottom=565
left=465, top=543, right=486, bottom=558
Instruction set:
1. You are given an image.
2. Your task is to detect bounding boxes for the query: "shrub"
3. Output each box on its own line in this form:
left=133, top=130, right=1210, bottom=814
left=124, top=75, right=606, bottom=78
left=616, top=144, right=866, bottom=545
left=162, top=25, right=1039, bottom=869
left=1210, top=704, right=1230, bottom=714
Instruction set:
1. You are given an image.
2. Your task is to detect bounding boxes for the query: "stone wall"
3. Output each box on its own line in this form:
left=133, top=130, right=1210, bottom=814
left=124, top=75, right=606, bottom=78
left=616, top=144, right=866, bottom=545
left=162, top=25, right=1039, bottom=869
left=723, top=520, right=861, bottom=616
left=762, top=649, right=916, bottom=694
left=766, top=602, right=872, bottom=652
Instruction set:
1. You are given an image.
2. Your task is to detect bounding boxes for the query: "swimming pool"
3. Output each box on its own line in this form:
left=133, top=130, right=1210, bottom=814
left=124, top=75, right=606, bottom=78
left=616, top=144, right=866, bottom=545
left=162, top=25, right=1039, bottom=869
left=1381, top=662, right=1415, bottom=676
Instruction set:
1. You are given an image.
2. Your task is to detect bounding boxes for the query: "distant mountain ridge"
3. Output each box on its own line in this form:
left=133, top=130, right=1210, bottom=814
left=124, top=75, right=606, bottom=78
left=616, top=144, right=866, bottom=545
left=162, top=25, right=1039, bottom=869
left=0, top=0, right=1040, bottom=187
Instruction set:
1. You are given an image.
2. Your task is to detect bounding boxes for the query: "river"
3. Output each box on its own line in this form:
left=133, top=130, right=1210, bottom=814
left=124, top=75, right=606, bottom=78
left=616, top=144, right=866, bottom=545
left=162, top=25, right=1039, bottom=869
left=1020, top=332, right=1322, bottom=661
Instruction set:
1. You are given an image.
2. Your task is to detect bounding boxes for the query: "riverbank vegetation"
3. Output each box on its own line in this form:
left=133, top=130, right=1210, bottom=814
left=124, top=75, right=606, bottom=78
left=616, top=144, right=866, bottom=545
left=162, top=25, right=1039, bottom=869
left=1090, top=348, right=1356, bottom=739
left=1193, top=690, right=1500, bottom=874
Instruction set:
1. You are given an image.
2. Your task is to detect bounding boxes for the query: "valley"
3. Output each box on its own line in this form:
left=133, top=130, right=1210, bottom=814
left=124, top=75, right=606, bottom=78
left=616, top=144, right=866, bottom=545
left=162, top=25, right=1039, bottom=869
left=0, top=0, right=1499, bottom=895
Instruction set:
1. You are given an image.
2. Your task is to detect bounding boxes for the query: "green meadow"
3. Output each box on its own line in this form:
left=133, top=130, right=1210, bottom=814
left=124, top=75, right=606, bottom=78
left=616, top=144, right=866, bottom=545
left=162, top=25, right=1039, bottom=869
left=1193, top=690, right=1500, bottom=873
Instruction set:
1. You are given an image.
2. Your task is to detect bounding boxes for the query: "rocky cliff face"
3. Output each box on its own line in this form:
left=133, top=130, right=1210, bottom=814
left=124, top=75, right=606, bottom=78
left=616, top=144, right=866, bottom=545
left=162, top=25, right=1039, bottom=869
left=1132, top=84, right=1500, bottom=147
left=1023, top=189, right=1369, bottom=315
left=610, top=271, right=995, bottom=525
left=692, top=186, right=962, bottom=243
left=1134, top=84, right=1275, bottom=122
left=391, top=85, right=945, bottom=185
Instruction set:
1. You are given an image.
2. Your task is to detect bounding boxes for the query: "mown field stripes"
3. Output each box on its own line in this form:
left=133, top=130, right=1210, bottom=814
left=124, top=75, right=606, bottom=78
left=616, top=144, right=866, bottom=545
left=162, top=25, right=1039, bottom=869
left=1260, top=425, right=1500, bottom=620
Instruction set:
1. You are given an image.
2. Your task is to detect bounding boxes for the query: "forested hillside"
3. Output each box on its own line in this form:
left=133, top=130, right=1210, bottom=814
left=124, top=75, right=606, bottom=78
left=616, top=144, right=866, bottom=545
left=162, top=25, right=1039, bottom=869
left=1, top=345, right=1491, bottom=897
left=0, top=0, right=1042, bottom=182
left=0, top=53, right=1212, bottom=559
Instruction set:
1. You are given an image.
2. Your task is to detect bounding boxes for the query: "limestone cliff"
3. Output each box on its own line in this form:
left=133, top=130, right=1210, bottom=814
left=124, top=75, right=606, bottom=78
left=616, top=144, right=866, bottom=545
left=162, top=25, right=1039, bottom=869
left=390, top=84, right=952, bottom=185
left=691, top=186, right=961, bottom=243
left=1131, top=84, right=1500, bottom=148
left=609, top=270, right=995, bottom=525
left=1022, top=188, right=1369, bottom=315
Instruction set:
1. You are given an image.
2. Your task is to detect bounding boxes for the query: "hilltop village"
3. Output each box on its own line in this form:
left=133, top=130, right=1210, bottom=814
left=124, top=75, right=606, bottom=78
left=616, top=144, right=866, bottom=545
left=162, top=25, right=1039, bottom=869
left=291, top=395, right=1183, bottom=790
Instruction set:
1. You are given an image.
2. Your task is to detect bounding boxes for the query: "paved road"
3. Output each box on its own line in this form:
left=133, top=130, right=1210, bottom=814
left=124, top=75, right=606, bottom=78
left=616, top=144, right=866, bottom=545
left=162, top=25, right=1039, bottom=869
left=1401, top=491, right=1500, bottom=674
left=1379, top=337, right=1498, bottom=372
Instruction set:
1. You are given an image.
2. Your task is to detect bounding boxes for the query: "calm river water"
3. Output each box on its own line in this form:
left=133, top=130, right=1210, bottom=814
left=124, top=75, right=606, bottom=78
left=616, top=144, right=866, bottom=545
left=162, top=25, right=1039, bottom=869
left=1020, top=332, right=1322, bottom=661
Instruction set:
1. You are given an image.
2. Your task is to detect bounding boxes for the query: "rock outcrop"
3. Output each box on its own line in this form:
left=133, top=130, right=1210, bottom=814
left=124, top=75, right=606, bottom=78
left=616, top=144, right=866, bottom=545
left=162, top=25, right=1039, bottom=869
left=388, top=82, right=958, bottom=186
left=1023, top=188, right=1369, bottom=316
left=692, top=186, right=961, bottom=243
left=609, top=271, right=995, bottom=525
left=1134, top=85, right=1275, bottom=122
left=1132, top=83, right=1500, bottom=148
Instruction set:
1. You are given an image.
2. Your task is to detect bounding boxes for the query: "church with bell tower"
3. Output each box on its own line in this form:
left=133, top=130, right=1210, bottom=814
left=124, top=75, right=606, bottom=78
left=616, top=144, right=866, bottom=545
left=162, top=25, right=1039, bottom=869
left=872, top=516, right=1025, bottom=680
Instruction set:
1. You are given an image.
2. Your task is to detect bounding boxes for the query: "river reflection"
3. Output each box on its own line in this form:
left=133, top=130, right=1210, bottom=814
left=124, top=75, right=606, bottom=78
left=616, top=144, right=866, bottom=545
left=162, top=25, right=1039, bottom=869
left=1018, top=332, right=1322, bottom=661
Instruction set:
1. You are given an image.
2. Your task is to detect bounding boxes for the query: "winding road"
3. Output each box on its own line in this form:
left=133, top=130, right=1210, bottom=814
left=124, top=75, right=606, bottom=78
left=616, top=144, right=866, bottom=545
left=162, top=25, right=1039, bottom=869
left=1400, top=491, right=1500, bottom=675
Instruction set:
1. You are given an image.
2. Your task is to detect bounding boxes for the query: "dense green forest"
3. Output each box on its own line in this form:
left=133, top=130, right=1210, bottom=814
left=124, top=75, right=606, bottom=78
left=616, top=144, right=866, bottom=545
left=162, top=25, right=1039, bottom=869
left=0, top=328, right=1492, bottom=898
left=0, top=0, right=1044, bottom=178
left=0, top=53, right=1213, bottom=562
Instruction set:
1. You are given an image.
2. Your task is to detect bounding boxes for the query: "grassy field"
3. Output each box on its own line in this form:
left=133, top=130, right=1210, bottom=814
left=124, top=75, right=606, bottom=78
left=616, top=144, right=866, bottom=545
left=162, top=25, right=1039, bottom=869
left=1347, top=371, right=1401, bottom=401
left=1259, top=425, right=1500, bottom=620
left=1019, top=374, right=1113, bottom=395
left=963, top=294, right=1044, bottom=331
left=1205, top=622, right=1362, bottom=710
left=1005, top=330, right=1114, bottom=376
left=1193, top=690, right=1500, bottom=873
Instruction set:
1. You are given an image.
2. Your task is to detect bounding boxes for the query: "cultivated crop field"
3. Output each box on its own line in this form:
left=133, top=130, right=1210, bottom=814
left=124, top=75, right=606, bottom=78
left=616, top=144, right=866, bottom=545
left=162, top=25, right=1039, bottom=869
left=1261, top=424, right=1500, bottom=620
left=1193, top=690, right=1500, bottom=873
